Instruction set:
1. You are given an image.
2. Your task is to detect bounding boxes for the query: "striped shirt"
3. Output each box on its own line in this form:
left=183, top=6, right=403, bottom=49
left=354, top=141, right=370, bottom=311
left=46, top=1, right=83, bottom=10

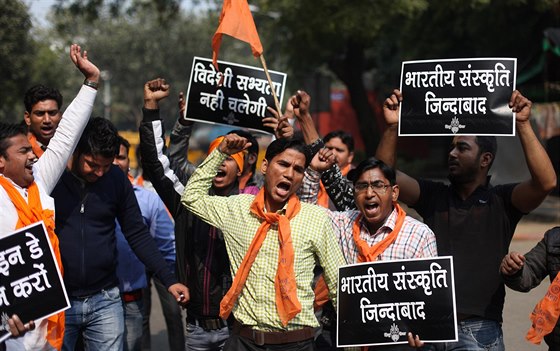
left=181, top=149, right=345, bottom=331
left=301, top=168, right=438, bottom=264
left=330, top=209, right=438, bottom=264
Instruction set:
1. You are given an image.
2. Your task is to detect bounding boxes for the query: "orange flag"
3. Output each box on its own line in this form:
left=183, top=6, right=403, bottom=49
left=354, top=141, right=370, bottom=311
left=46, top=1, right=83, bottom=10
left=212, top=0, right=263, bottom=69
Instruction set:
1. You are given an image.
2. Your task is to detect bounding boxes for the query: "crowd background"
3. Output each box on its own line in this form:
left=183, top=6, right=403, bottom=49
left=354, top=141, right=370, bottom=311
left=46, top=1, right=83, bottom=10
left=1, top=0, right=560, bottom=350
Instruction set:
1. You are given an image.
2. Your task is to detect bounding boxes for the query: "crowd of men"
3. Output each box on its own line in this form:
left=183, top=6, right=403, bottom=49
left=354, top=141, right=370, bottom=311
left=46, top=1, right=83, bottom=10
left=0, top=45, right=558, bottom=351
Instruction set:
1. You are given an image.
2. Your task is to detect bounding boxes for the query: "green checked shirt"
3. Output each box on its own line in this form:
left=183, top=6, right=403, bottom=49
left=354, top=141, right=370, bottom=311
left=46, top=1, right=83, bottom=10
left=181, top=149, right=345, bottom=332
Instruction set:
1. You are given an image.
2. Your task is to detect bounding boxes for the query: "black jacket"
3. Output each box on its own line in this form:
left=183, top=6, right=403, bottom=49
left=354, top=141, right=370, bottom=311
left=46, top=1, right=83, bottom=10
left=52, top=166, right=176, bottom=297
left=139, top=109, right=242, bottom=318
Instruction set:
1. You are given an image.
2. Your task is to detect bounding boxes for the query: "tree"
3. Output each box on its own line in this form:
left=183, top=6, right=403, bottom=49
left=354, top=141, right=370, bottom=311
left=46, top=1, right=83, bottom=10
left=48, top=1, right=221, bottom=130
left=0, top=0, right=35, bottom=122
left=250, top=0, right=428, bottom=155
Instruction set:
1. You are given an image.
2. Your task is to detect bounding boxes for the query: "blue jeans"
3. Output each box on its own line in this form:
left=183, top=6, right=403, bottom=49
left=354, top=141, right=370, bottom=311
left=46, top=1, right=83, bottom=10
left=124, top=298, right=144, bottom=351
left=185, top=323, right=229, bottom=351
left=142, top=272, right=185, bottom=350
left=63, top=286, right=125, bottom=351
left=422, top=318, right=504, bottom=351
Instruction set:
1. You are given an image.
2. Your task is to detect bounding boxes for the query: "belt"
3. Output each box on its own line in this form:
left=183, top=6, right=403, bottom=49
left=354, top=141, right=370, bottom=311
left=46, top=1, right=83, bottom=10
left=186, top=315, right=228, bottom=331
left=121, top=289, right=143, bottom=303
left=232, top=321, right=315, bottom=346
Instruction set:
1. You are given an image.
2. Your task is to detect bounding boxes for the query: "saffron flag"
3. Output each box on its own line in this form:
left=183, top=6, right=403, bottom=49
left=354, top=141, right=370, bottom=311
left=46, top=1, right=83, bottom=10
left=212, top=0, right=263, bottom=69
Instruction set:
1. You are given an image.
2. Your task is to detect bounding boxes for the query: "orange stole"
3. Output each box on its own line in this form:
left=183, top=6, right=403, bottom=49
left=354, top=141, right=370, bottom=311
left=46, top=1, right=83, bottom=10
left=526, top=272, right=560, bottom=344
left=27, top=133, right=44, bottom=158
left=220, top=189, right=302, bottom=326
left=314, top=203, right=407, bottom=312
left=0, top=177, right=64, bottom=350
left=352, top=203, right=406, bottom=263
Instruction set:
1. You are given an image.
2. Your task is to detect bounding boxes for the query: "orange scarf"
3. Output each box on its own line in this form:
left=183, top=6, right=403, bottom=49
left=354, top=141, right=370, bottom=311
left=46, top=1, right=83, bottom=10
left=526, top=272, right=560, bottom=344
left=317, top=164, right=351, bottom=208
left=352, top=203, right=406, bottom=262
left=27, top=133, right=45, bottom=158
left=238, top=171, right=253, bottom=190
left=315, top=203, right=406, bottom=312
left=220, top=188, right=302, bottom=326
left=0, top=177, right=64, bottom=350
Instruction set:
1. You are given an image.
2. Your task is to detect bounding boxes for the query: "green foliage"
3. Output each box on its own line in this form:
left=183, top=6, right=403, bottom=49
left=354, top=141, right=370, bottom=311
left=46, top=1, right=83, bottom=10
left=48, top=1, right=220, bottom=129
left=0, top=0, right=34, bottom=122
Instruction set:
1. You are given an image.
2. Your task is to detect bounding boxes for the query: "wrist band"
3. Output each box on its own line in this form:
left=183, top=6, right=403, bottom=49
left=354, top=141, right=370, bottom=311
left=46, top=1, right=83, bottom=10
left=83, top=79, right=99, bottom=89
left=306, top=138, right=325, bottom=159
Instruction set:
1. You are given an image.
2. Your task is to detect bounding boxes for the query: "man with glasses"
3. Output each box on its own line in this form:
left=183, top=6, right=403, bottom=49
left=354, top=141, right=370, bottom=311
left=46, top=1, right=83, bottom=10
left=302, top=154, right=437, bottom=267
left=300, top=153, right=436, bottom=349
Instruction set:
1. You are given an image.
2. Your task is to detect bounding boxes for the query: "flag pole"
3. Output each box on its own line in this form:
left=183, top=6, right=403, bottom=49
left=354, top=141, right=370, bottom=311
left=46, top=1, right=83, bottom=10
left=259, top=54, right=283, bottom=118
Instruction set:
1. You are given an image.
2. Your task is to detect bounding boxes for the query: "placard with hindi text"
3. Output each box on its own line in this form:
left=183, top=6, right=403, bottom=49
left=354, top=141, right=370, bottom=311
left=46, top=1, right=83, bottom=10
left=337, top=256, right=457, bottom=348
left=399, top=58, right=517, bottom=136
left=0, top=222, right=69, bottom=343
left=185, top=56, right=287, bottom=134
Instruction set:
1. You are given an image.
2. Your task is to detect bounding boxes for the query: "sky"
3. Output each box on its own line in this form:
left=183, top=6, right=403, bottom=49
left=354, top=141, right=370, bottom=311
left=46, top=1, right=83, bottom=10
left=26, top=0, right=55, bottom=27
left=26, top=0, right=212, bottom=28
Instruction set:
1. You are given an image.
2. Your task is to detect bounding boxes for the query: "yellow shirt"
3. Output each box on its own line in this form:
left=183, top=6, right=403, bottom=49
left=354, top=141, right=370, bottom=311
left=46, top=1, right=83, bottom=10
left=181, top=149, right=345, bottom=331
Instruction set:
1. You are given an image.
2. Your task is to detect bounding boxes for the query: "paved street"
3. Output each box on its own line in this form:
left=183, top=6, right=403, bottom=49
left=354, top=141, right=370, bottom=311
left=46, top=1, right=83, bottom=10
left=146, top=218, right=559, bottom=350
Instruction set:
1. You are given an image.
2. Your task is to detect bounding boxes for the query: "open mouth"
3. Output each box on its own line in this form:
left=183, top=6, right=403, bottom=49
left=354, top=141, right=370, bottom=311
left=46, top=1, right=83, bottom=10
left=216, top=170, right=226, bottom=177
left=275, top=181, right=291, bottom=197
left=41, top=126, right=54, bottom=135
left=363, top=202, right=380, bottom=216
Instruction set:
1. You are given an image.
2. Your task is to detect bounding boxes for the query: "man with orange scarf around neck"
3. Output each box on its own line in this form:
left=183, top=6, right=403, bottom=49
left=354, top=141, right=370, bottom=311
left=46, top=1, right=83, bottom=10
left=181, top=133, right=345, bottom=350
left=302, top=152, right=437, bottom=350
left=0, top=44, right=99, bottom=350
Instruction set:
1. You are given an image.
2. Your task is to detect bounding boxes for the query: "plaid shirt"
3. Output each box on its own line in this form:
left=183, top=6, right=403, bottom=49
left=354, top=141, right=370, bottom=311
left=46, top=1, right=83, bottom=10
left=181, top=149, right=345, bottom=331
left=301, top=168, right=438, bottom=264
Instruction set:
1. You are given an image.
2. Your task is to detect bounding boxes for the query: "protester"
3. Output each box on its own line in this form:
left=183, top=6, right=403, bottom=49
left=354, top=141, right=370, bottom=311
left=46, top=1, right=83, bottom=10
left=23, top=85, right=64, bottom=158
left=292, top=90, right=433, bottom=349
left=227, top=129, right=264, bottom=190
left=310, top=154, right=437, bottom=349
left=317, top=130, right=355, bottom=209
left=139, top=78, right=262, bottom=351
left=50, top=116, right=188, bottom=351
left=321, top=88, right=557, bottom=350
left=112, top=135, right=178, bottom=351
left=181, top=132, right=345, bottom=350
left=0, top=44, right=98, bottom=351
left=500, top=226, right=560, bottom=350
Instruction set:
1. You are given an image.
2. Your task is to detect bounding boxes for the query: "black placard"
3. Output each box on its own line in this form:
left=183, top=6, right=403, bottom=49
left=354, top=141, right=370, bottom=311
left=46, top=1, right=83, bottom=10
left=337, top=256, right=457, bottom=348
left=185, top=56, right=287, bottom=134
left=399, top=58, right=517, bottom=136
left=0, top=222, right=69, bottom=342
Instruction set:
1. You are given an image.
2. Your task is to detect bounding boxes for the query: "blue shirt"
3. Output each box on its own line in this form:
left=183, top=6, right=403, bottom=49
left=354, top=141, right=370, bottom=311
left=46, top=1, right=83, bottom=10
left=116, top=185, right=176, bottom=292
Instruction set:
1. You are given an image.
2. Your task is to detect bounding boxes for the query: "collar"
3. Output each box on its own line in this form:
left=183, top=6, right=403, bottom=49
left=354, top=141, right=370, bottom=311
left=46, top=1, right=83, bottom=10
left=359, top=205, right=398, bottom=236
left=262, top=201, right=289, bottom=215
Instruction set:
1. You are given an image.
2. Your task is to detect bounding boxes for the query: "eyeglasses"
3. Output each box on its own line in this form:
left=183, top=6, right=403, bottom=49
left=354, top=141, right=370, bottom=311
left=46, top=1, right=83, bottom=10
left=354, top=180, right=391, bottom=195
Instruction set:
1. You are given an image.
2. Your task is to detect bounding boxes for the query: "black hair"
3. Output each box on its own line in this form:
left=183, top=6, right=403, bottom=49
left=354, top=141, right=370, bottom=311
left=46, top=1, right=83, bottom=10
left=24, top=85, right=63, bottom=112
left=0, top=123, right=28, bottom=158
left=76, top=117, right=119, bottom=159
left=347, top=157, right=396, bottom=186
left=117, top=135, right=131, bottom=154
left=264, top=138, right=311, bottom=168
left=475, top=136, right=498, bottom=169
left=323, top=130, right=355, bottom=153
